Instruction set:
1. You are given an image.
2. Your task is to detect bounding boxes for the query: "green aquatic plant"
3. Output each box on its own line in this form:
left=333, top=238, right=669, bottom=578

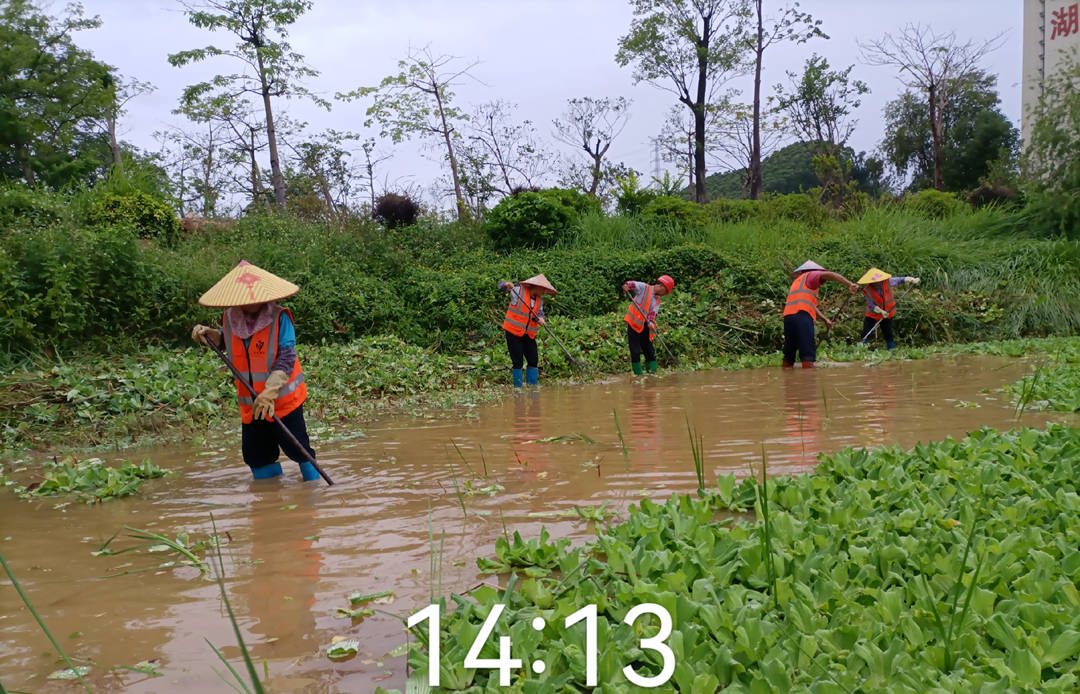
left=206, top=515, right=265, bottom=694
left=94, top=526, right=215, bottom=574
left=412, top=425, right=1080, bottom=690
left=685, top=416, right=706, bottom=497
left=14, top=457, right=168, bottom=503
left=475, top=527, right=575, bottom=577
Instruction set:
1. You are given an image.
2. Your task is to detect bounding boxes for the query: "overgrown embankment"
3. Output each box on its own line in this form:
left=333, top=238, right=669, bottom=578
left=3, top=187, right=1080, bottom=453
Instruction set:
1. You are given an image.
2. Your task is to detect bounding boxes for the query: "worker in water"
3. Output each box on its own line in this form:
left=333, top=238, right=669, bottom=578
left=191, top=260, right=319, bottom=482
left=857, top=267, right=921, bottom=350
left=623, top=275, right=674, bottom=375
left=498, top=274, right=558, bottom=387
left=782, top=260, right=858, bottom=368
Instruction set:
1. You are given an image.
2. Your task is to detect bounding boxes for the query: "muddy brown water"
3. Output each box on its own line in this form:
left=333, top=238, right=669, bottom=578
left=1, top=355, right=1072, bottom=692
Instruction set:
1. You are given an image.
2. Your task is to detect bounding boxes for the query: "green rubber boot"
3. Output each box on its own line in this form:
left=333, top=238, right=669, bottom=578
left=645, top=360, right=658, bottom=374
left=631, top=361, right=643, bottom=376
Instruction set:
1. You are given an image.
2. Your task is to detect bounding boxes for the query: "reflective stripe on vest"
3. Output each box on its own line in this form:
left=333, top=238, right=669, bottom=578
left=624, top=284, right=656, bottom=341
left=865, top=282, right=896, bottom=319
left=502, top=286, right=541, bottom=338
left=782, top=273, right=819, bottom=320
left=222, top=306, right=307, bottom=424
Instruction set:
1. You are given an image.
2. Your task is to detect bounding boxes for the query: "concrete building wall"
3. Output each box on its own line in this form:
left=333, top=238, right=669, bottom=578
left=1022, top=0, right=1080, bottom=144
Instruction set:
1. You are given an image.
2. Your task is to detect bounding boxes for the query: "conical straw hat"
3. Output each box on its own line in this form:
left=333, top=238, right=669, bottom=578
left=857, top=267, right=892, bottom=285
left=198, top=260, right=300, bottom=307
left=793, top=259, right=825, bottom=274
left=522, top=273, right=557, bottom=295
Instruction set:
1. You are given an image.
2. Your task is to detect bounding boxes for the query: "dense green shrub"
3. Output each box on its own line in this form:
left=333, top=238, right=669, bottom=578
left=904, top=189, right=966, bottom=219
left=762, top=192, right=830, bottom=228
left=85, top=191, right=180, bottom=240
left=616, top=187, right=661, bottom=216
left=0, top=184, right=66, bottom=230
left=485, top=188, right=600, bottom=251
left=706, top=198, right=759, bottom=224
left=640, top=195, right=709, bottom=228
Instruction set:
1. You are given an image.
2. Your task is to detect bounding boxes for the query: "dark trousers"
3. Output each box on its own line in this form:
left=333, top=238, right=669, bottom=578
left=783, top=312, right=816, bottom=363
left=505, top=330, right=538, bottom=369
left=862, top=316, right=894, bottom=344
left=241, top=405, right=315, bottom=471
left=627, top=324, right=656, bottom=363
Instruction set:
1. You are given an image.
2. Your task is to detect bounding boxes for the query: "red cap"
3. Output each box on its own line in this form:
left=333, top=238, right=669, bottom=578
left=657, top=275, right=674, bottom=292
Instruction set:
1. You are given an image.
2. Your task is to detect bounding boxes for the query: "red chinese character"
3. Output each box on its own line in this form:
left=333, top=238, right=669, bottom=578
left=236, top=271, right=261, bottom=301
left=1050, top=3, right=1080, bottom=40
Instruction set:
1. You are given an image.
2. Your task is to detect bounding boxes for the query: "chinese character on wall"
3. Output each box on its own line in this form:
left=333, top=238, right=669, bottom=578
left=1050, top=3, right=1079, bottom=40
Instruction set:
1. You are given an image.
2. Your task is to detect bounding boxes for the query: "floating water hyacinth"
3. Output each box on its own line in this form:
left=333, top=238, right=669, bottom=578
left=326, top=637, right=360, bottom=660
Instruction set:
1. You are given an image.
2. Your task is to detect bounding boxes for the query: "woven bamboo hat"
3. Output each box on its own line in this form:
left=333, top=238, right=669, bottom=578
left=857, top=267, right=892, bottom=285
left=522, top=274, right=557, bottom=295
left=793, top=260, right=825, bottom=274
left=198, top=260, right=300, bottom=307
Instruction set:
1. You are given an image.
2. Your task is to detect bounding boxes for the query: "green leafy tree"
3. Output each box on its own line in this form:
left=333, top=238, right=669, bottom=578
left=168, top=0, right=325, bottom=211
left=1023, top=52, right=1080, bottom=235
left=616, top=0, right=753, bottom=204
left=340, top=46, right=477, bottom=222
left=861, top=23, right=1004, bottom=191
left=0, top=0, right=117, bottom=188
left=745, top=0, right=824, bottom=199
left=772, top=54, right=868, bottom=160
left=880, top=70, right=1017, bottom=192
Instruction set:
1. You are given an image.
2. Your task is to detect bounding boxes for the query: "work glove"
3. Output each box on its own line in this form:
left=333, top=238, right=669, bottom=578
left=874, top=306, right=888, bottom=316
left=623, top=281, right=635, bottom=293
left=252, top=370, right=290, bottom=421
left=498, top=280, right=511, bottom=293
left=908, top=277, right=921, bottom=285
left=537, top=316, right=546, bottom=327
left=191, top=324, right=222, bottom=347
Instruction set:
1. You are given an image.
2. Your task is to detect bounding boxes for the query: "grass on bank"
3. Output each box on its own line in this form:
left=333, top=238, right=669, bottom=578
left=398, top=423, right=1080, bottom=692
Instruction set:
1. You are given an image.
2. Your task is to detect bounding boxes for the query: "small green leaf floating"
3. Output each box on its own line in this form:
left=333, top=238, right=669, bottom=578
left=326, top=638, right=360, bottom=660
left=348, top=589, right=394, bottom=606
left=48, top=666, right=91, bottom=680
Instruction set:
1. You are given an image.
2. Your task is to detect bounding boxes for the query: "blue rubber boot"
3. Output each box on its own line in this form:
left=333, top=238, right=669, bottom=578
left=886, top=341, right=896, bottom=350
left=299, top=461, right=319, bottom=482
left=525, top=367, right=539, bottom=385
left=251, top=462, right=283, bottom=480
left=512, top=369, right=523, bottom=387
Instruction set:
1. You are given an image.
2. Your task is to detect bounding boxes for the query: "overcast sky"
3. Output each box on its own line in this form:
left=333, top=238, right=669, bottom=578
left=72, top=0, right=1022, bottom=207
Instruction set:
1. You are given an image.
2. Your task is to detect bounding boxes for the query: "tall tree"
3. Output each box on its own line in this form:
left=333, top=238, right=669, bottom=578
left=168, top=0, right=324, bottom=210
left=0, top=0, right=117, bottom=188
left=745, top=0, right=824, bottom=199
left=616, top=0, right=753, bottom=204
left=341, top=46, right=477, bottom=222
left=880, top=69, right=1017, bottom=192
left=772, top=54, right=868, bottom=159
left=552, top=96, right=631, bottom=198
left=860, top=23, right=1004, bottom=191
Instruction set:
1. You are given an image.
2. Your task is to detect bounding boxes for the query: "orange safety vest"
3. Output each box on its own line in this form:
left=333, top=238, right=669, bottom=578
left=864, top=281, right=896, bottom=320
left=624, top=283, right=656, bottom=341
left=222, top=306, right=307, bottom=424
left=502, top=285, right=542, bottom=338
left=782, top=273, right=820, bottom=320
